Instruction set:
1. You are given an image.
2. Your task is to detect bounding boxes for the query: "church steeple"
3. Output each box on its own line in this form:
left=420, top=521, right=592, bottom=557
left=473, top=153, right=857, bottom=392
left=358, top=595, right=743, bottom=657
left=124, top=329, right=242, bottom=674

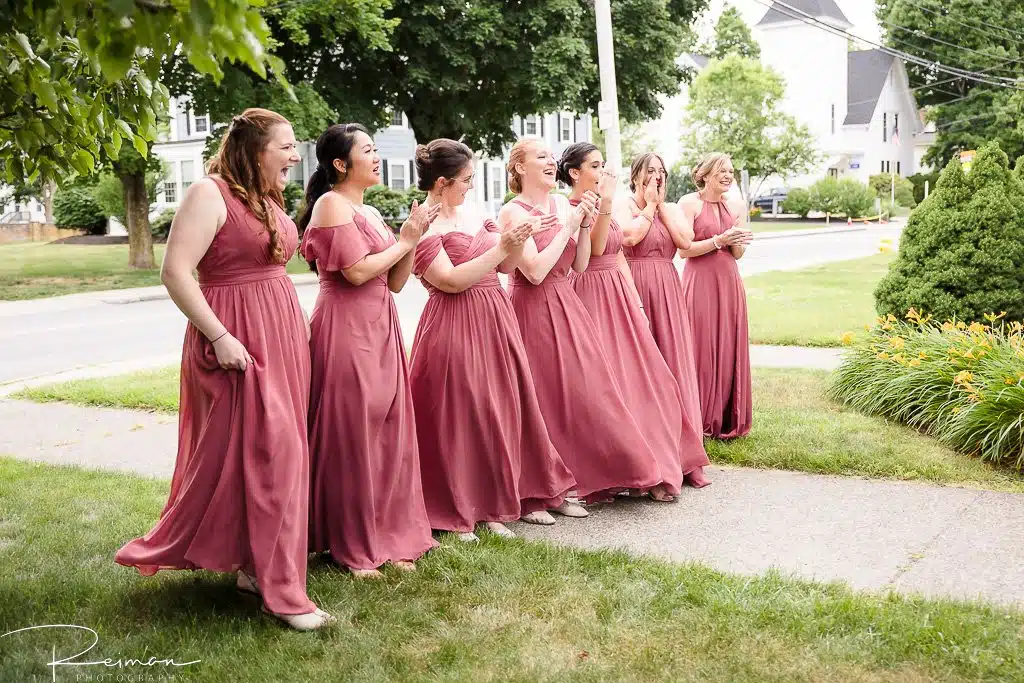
left=756, top=0, right=852, bottom=29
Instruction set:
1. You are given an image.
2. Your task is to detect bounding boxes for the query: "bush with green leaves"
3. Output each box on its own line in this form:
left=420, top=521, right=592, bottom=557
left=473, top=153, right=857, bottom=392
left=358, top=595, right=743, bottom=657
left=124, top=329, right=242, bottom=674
left=807, top=177, right=843, bottom=216
left=363, top=186, right=426, bottom=230
left=150, top=208, right=176, bottom=240
left=283, top=181, right=304, bottom=219
left=781, top=187, right=812, bottom=217
left=907, top=171, right=939, bottom=205
left=53, top=185, right=106, bottom=234
left=868, top=173, right=916, bottom=208
left=837, top=178, right=876, bottom=219
left=874, top=141, right=1024, bottom=323
left=830, top=310, right=1024, bottom=471
left=666, top=163, right=695, bottom=203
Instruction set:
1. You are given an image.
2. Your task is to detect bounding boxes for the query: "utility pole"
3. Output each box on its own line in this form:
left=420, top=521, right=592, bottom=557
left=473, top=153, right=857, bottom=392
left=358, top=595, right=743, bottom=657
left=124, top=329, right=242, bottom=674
left=594, top=0, right=623, bottom=176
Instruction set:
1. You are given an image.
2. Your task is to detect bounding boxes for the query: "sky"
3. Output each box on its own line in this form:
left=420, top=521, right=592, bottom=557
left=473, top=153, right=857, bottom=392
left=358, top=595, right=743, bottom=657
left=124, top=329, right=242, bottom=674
left=695, top=0, right=883, bottom=45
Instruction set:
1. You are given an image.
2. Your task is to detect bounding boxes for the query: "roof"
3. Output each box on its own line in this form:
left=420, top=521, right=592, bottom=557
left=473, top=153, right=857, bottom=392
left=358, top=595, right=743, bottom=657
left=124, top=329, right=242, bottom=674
left=844, top=49, right=895, bottom=125
left=688, top=53, right=710, bottom=70
left=756, top=0, right=852, bottom=28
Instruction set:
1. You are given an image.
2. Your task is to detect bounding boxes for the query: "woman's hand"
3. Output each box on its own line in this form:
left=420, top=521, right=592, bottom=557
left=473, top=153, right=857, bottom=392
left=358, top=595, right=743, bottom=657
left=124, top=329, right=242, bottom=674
left=598, top=169, right=618, bottom=200
left=501, top=221, right=534, bottom=252
left=572, top=191, right=599, bottom=230
left=643, top=176, right=659, bottom=207
left=399, top=200, right=441, bottom=247
left=212, top=333, right=253, bottom=371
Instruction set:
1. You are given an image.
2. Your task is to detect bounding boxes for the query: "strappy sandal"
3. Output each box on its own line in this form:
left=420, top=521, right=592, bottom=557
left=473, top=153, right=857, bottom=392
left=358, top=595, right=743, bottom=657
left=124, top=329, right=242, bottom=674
left=236, top=570, right=260, bottom=597
left=261, top=606, right=337, bottom=632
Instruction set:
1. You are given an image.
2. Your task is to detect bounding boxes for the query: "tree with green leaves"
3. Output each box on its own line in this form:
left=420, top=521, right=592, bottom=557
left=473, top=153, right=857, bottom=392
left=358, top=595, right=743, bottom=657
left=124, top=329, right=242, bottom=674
left=874, top=142, right=1024, bottom=322
left=702, top=5, right=760, bottom=60
left=681, top=55, right=818, bottom=203
left=177, top=0, right=709, bottom=157
left=2, top=1, right=283, bottom=267
left=875, top=0, right=1024, bottom=168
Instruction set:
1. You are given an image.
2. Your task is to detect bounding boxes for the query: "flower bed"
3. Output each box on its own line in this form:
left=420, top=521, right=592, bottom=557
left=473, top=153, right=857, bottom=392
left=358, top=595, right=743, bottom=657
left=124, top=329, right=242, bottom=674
left=830, top=310, right=1024, bottom=471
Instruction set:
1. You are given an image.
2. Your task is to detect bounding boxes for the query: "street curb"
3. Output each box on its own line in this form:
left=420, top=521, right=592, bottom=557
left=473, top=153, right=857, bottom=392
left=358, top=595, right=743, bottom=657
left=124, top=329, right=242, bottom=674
left=0, top=354, right=181, bottom=398
left=100, top=273, right=321, bottom=305
left=754, top=225, right=865, bottom=240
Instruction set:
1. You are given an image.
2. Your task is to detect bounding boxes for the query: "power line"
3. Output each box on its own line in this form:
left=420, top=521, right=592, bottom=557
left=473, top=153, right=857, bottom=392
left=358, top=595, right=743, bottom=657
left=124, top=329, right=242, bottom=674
left=751, top=0, right=1024, bottom=91
left=881, top=19, right=1024, bottom=75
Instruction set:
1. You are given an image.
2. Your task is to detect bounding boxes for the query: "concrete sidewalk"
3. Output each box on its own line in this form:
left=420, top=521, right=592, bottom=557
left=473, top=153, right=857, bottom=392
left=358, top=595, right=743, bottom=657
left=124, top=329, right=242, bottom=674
left=1, top=396, right=1020, bottom=608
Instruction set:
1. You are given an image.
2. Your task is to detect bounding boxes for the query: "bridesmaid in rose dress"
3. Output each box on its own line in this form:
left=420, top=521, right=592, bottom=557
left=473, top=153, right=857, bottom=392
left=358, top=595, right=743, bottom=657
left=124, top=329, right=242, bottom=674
left=679, top=152, right=754, bottom=439
left=560, top=142, right=685, bottom=499
left=500, top=138, right=679, bottom=507
left=620, top=153, right=712, bottom=486
left=298, top=124, right=440, bottom=577
left=409, top=138, right=584, bottom=540
left=115, top=109, right=334, bottom=631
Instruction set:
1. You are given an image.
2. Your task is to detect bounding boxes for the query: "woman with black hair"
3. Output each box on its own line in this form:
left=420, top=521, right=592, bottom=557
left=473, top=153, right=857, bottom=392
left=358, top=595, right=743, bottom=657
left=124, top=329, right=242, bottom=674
left=298, top=123, right=440, bottom=577
left=560, top=142, right=685, bottom=501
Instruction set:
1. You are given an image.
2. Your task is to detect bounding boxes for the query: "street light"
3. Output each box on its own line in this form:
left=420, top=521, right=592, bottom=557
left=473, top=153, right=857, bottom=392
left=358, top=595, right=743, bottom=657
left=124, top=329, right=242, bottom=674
left=594, top=0, right=623, bottom=176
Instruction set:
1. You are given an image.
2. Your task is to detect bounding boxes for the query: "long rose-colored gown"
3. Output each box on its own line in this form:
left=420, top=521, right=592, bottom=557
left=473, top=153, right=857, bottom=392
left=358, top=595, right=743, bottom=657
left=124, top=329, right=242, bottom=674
left=116, top=176, right=315, bottom=615
left=680, top=198, right=752, bottom=439
left=302, top=212, right=436, bottom=569
left=509, top=197, right=676, bottom=499
left=569, top=200, right=684, bottom=493
left=623, top=201, right=711, bottom=470
left=410, top=221, right=572, bottom=531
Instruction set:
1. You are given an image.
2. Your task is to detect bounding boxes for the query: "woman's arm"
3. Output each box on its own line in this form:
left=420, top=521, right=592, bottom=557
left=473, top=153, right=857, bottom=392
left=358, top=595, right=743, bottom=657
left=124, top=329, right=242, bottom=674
left=500, top=204, right=567, bottom=284
left=659, top=201, right=694, bottom=250
left=422, top=240, right=512, bottom=294
left=572, top=226, right=591, bottom=272
left=619, top=198, right=657, bottom=247
left=726, top=197, right=753, bottom=260
left=160, top=178, right=251, bottom=370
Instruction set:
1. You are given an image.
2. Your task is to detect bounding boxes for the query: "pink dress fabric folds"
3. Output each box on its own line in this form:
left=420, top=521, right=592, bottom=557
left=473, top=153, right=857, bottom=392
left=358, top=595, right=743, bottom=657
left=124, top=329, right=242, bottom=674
left=509, top=198, right=674, bottom=499
left=410, top=222, right=570, bottom=531
left=569, top=203, right=684, bottom=493
left=115, top=176, right=315, bottom=615
left=301, top=213, right=436, bottom=569
left=623, top=205, right=711, bottom=471
left=680, top=199, right=752, bottom=439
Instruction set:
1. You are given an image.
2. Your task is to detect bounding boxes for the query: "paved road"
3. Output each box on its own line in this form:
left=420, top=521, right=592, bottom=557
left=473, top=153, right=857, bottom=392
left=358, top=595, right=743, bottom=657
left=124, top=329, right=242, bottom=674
left=0, top=225, right=900, bottom=386
left=2, top=395, right=1020, bottom=607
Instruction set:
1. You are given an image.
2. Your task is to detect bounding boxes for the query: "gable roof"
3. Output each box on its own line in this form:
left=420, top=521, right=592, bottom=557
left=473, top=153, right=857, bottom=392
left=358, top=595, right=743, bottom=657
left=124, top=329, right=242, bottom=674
left=844, top=49, right=895, bottom=125
left=688, top=53, right=710, bottom=70
left=756, top=0, right=852, bottom=28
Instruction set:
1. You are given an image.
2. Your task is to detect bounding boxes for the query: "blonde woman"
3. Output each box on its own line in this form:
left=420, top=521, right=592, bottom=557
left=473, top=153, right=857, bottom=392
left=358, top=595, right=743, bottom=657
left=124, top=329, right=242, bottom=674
left=678, top=152, right=753, bottom=439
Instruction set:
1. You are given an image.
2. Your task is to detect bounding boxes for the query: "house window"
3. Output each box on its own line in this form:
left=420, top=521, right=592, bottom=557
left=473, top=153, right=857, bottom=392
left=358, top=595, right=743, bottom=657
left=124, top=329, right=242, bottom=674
left=830, top=104, right=835, bottom=134
left=881, top=160, right=885, bottom=173
left=894, top=112, right=899, bottom=133
left=882, top=113, right=887, bottom=142
left=389, top=162, right=406, bottom=191
left=560, top=115, right=572, bottom=142
left=163, top=166, right=178, bottom=203
left=491, top=165, right=503, bottom=200
left=896, top=161, right=901, bottom=175
left=525, top=115, right=538, bottom=136
left=181, top=160, right=195, bottom=190
left=828, top=168, right=838, bottom=178
left=194, top=115, right=208, bottom=134
left=390, top=110, right=404, bottom=127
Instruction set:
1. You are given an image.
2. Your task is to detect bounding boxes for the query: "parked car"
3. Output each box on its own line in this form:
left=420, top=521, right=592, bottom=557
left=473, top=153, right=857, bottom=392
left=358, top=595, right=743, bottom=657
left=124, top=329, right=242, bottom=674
left=752, top=188, right=789, bottom=213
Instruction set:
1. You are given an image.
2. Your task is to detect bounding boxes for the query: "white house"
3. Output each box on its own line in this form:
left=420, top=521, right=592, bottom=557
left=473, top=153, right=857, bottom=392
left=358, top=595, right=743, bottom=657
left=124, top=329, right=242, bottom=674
left=644, top=0, right=929, bottom=194
left=153, top=98, right=591, bottom=218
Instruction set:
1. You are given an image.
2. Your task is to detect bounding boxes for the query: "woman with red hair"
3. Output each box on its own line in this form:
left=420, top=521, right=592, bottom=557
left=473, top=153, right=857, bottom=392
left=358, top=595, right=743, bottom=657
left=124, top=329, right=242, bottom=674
left=115, top=109, right=334, bottom=631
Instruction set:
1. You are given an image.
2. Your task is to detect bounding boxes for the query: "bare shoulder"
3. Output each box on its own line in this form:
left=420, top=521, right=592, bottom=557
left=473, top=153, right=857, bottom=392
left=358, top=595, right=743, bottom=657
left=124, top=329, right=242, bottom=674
left=679, top=192, right=702, bottom=211
left=497, top=199, right=526, bottom=227
left=184, top=176, right=224, bottom=204
left=311, top=191, right=355, bottom=227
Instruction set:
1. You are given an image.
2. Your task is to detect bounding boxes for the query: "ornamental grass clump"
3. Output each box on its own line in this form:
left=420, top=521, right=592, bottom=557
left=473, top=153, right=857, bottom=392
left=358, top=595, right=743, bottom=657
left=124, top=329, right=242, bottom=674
left=829, top=309, right=1024, bottom=470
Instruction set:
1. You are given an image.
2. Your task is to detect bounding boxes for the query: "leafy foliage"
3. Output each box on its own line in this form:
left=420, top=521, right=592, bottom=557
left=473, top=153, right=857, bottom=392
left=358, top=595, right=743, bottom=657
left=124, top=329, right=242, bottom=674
left=666, top=162, right=695, bottom=203
left=874, top=142, right=1024, bottom=323
left=781, top=187, right=812, bottom=217
left=830, top=310, right=1024, bottom=470
left=90, top=163, right=163, bottom=224
left=53, top=184, right=106, bottom=234
left=702, top=6, right=760, bottom=59
left=1, top=0, right=283, bottom=184
left=907, top=171, right=939, bottom=205
left=682, top=55, right=818, bottom=202
left=868, top=173, right=916, bottom=208
left=876, top=0, right=1024, bottom=167
left=149, top=208, right=176, bottom=241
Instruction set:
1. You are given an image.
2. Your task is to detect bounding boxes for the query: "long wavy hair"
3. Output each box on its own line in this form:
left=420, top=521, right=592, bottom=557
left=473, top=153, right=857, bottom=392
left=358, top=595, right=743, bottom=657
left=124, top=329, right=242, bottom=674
left=206, top=108, right=290, bottom=263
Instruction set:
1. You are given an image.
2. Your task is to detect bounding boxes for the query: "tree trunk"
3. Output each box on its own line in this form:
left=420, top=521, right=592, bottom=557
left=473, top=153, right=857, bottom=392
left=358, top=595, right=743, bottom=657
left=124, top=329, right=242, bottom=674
left=43, top=180, right=55, bottom=224
left=121, top=170, right=155, bottom=269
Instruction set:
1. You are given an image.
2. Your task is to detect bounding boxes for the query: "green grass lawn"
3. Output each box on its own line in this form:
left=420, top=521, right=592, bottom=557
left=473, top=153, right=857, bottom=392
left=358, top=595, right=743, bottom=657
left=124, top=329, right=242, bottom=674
left=0, top=457, right=1021, bottom=683
left=18, top=366, right=1024, bottom=493
left=0, top=242, right=310, bottom=300
left=746, top=251, right=896, bottom=348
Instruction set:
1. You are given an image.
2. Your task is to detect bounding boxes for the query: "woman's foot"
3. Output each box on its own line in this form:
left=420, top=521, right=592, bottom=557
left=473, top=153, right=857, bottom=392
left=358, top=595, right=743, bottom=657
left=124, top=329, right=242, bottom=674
left=456, top=531, right=480, bottom=543
left=648, top=485, right=676, bottom=503
left=551, top=500, right=589, bottom=518
left=350, top=568, right=383, bottom=579
left=262, top=606, right=337, bottom=631
left=483, top=521, right=516, bottom=537
left=520, top=510, right=556, bottom=525
left=236, top=570, right=260, bottom=596
left=392, top=560, right=416, bottom=572
left=684, top=467, right=712, bottom=489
